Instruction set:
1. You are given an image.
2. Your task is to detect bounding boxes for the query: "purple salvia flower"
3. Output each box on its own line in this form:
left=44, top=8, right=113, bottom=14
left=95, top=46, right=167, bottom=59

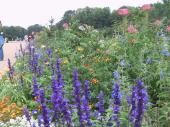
left=38, top=115, right=43, bottom=127
left=37, top=66, right=44, bottom=75
left=23, top=107, right=32, bottom=127
left=56, top=58, right=65, bottom=87
left=41, top=103, right=50, bottom=127
left=39, top=89, right=45, bottom=105
left=39, top=89, right=50, bottom=127
left=73, top=69, right=83, bottom=127
left=112, top=82, right=121, bottom=127
left=146, top=58, right=152, bottom=64
left=119, top=59, right=126, bottom=67
left=32, top=54, right=39, bottom=73
left=113, top=71, right=120, bottom=80
left=51, top=74, right=72, bottom=126
left=97, top=91, right=105, bottom=115
left=134, top=80, right=148, bottom=127
left=51, top=75, right=62, bottom=124
left=128, top=79, right=148, bottom=127
left=7, top=59, right=14, bottom=80
left=32, top=109, right=38, bottom=115
left=128, top=86, right=137, bottom=123
left=46, top=48, right=52, bottom=58
left=84, top=80, right=90, bottom=101
left=32, top=76, right=39, bottom=97
left=61, top=99, right=73, bottom=126
left=81, top=96, right=92, bottom=126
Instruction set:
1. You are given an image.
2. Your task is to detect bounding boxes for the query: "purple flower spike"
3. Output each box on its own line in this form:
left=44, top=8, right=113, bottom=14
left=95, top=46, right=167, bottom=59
left=73, top=69, right=83, bottom=126
left=32, top=76, right=39, bottom=97
left=128, top=79, right=148, bottom=127
left=84, top=80, right=90, bottom=101
left=112, top=82, right=121, bottom=127
left=98, top=91, right=105, bottom=115
left=7, top=59, right=14, bottom=80
left=23, top=107, right=32, bottom=127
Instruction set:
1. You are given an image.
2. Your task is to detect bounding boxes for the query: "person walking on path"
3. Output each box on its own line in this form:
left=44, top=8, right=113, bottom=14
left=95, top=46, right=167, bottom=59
left=0, top=32, right=5, bottom=61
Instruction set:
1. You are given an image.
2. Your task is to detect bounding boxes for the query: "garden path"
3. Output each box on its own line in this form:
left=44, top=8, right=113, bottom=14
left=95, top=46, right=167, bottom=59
left=0, top=41, right=27, bottom=76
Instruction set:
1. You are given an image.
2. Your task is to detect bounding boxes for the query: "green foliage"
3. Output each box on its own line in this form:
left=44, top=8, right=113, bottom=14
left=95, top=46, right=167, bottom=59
left=3, top=26, right=27, bottom=40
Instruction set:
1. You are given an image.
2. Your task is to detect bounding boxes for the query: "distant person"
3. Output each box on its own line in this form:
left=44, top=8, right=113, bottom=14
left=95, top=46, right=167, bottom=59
left=28, top=35, right=34, bottom=46
left=0, top=32, right=5, bottom=61
left=28, top=35, right=32, bottom=42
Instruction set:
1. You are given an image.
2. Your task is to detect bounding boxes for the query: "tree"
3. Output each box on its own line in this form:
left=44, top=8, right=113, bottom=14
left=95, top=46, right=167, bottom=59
left=3, top=26, right=27, bottom=40
left=27, top=24, right=44, bottom=35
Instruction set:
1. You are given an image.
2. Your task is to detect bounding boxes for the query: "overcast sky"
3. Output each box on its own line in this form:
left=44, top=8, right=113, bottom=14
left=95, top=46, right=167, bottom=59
left=0, top=0, right=162, bottom=28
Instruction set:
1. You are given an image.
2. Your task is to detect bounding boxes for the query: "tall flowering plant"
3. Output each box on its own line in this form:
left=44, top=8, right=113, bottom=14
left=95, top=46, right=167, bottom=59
left=112, top=71, right=121, bottom=127
left=128, top=79, right=148, bottom=127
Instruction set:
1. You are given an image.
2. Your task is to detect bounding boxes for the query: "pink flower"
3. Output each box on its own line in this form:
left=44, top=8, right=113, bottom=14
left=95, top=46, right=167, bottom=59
left=127, top=25, right=138, bottom=34
left=153, top=20, right=161, bottom=26
left=141, top=4, right=153, bottom=11
left=117, top=8, right=129, bottom=16
left=166, top=25, right=170, bottom=32
left=63, top=23, right=69, bottom=29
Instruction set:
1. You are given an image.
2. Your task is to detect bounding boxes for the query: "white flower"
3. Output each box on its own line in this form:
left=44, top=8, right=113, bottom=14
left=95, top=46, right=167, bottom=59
left=78, top=25, right=86, bottom=31
left=9, top=119, right=15, bottom=124
left=41, top=45, right=46, bottom=48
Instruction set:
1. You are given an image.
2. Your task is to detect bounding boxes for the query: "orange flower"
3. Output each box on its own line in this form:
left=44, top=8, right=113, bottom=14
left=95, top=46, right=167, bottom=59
left=11, top=103, right=17, bottom=108
left=83, top=64, right=90, bottom=67
left=91, top=78, right=98, bottom=84
left=2, top=107, right=10, bottom=113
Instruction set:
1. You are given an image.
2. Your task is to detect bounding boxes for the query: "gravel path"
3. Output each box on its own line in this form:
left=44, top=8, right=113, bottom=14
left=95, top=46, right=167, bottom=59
left=0, top=41, right=27, bottom=75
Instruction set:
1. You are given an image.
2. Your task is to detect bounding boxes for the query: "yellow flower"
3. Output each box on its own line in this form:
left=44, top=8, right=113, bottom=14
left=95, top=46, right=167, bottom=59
left=77, top=47, right=84, bottom=52
left=10, top=113, right=17, bottom=118
left=103, top=57, right=111, bottom=62
left=89, top=104, right=94, bottom=109
left=62, top=59, right=69, bottom=64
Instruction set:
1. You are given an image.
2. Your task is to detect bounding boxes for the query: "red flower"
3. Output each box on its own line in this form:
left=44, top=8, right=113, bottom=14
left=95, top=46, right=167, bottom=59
left=153, top=20, right=161, bottom=26
left=166, top=25, right=170, bottom=32
left=141, top=4, right=153, bottom=11
left=63, top=23, right=69, bottom=29
left=127, top=25, right=138, bottom=34
left=117, top=8, right=129, bottom=16
left=83, top=64, right=90, bottom=67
